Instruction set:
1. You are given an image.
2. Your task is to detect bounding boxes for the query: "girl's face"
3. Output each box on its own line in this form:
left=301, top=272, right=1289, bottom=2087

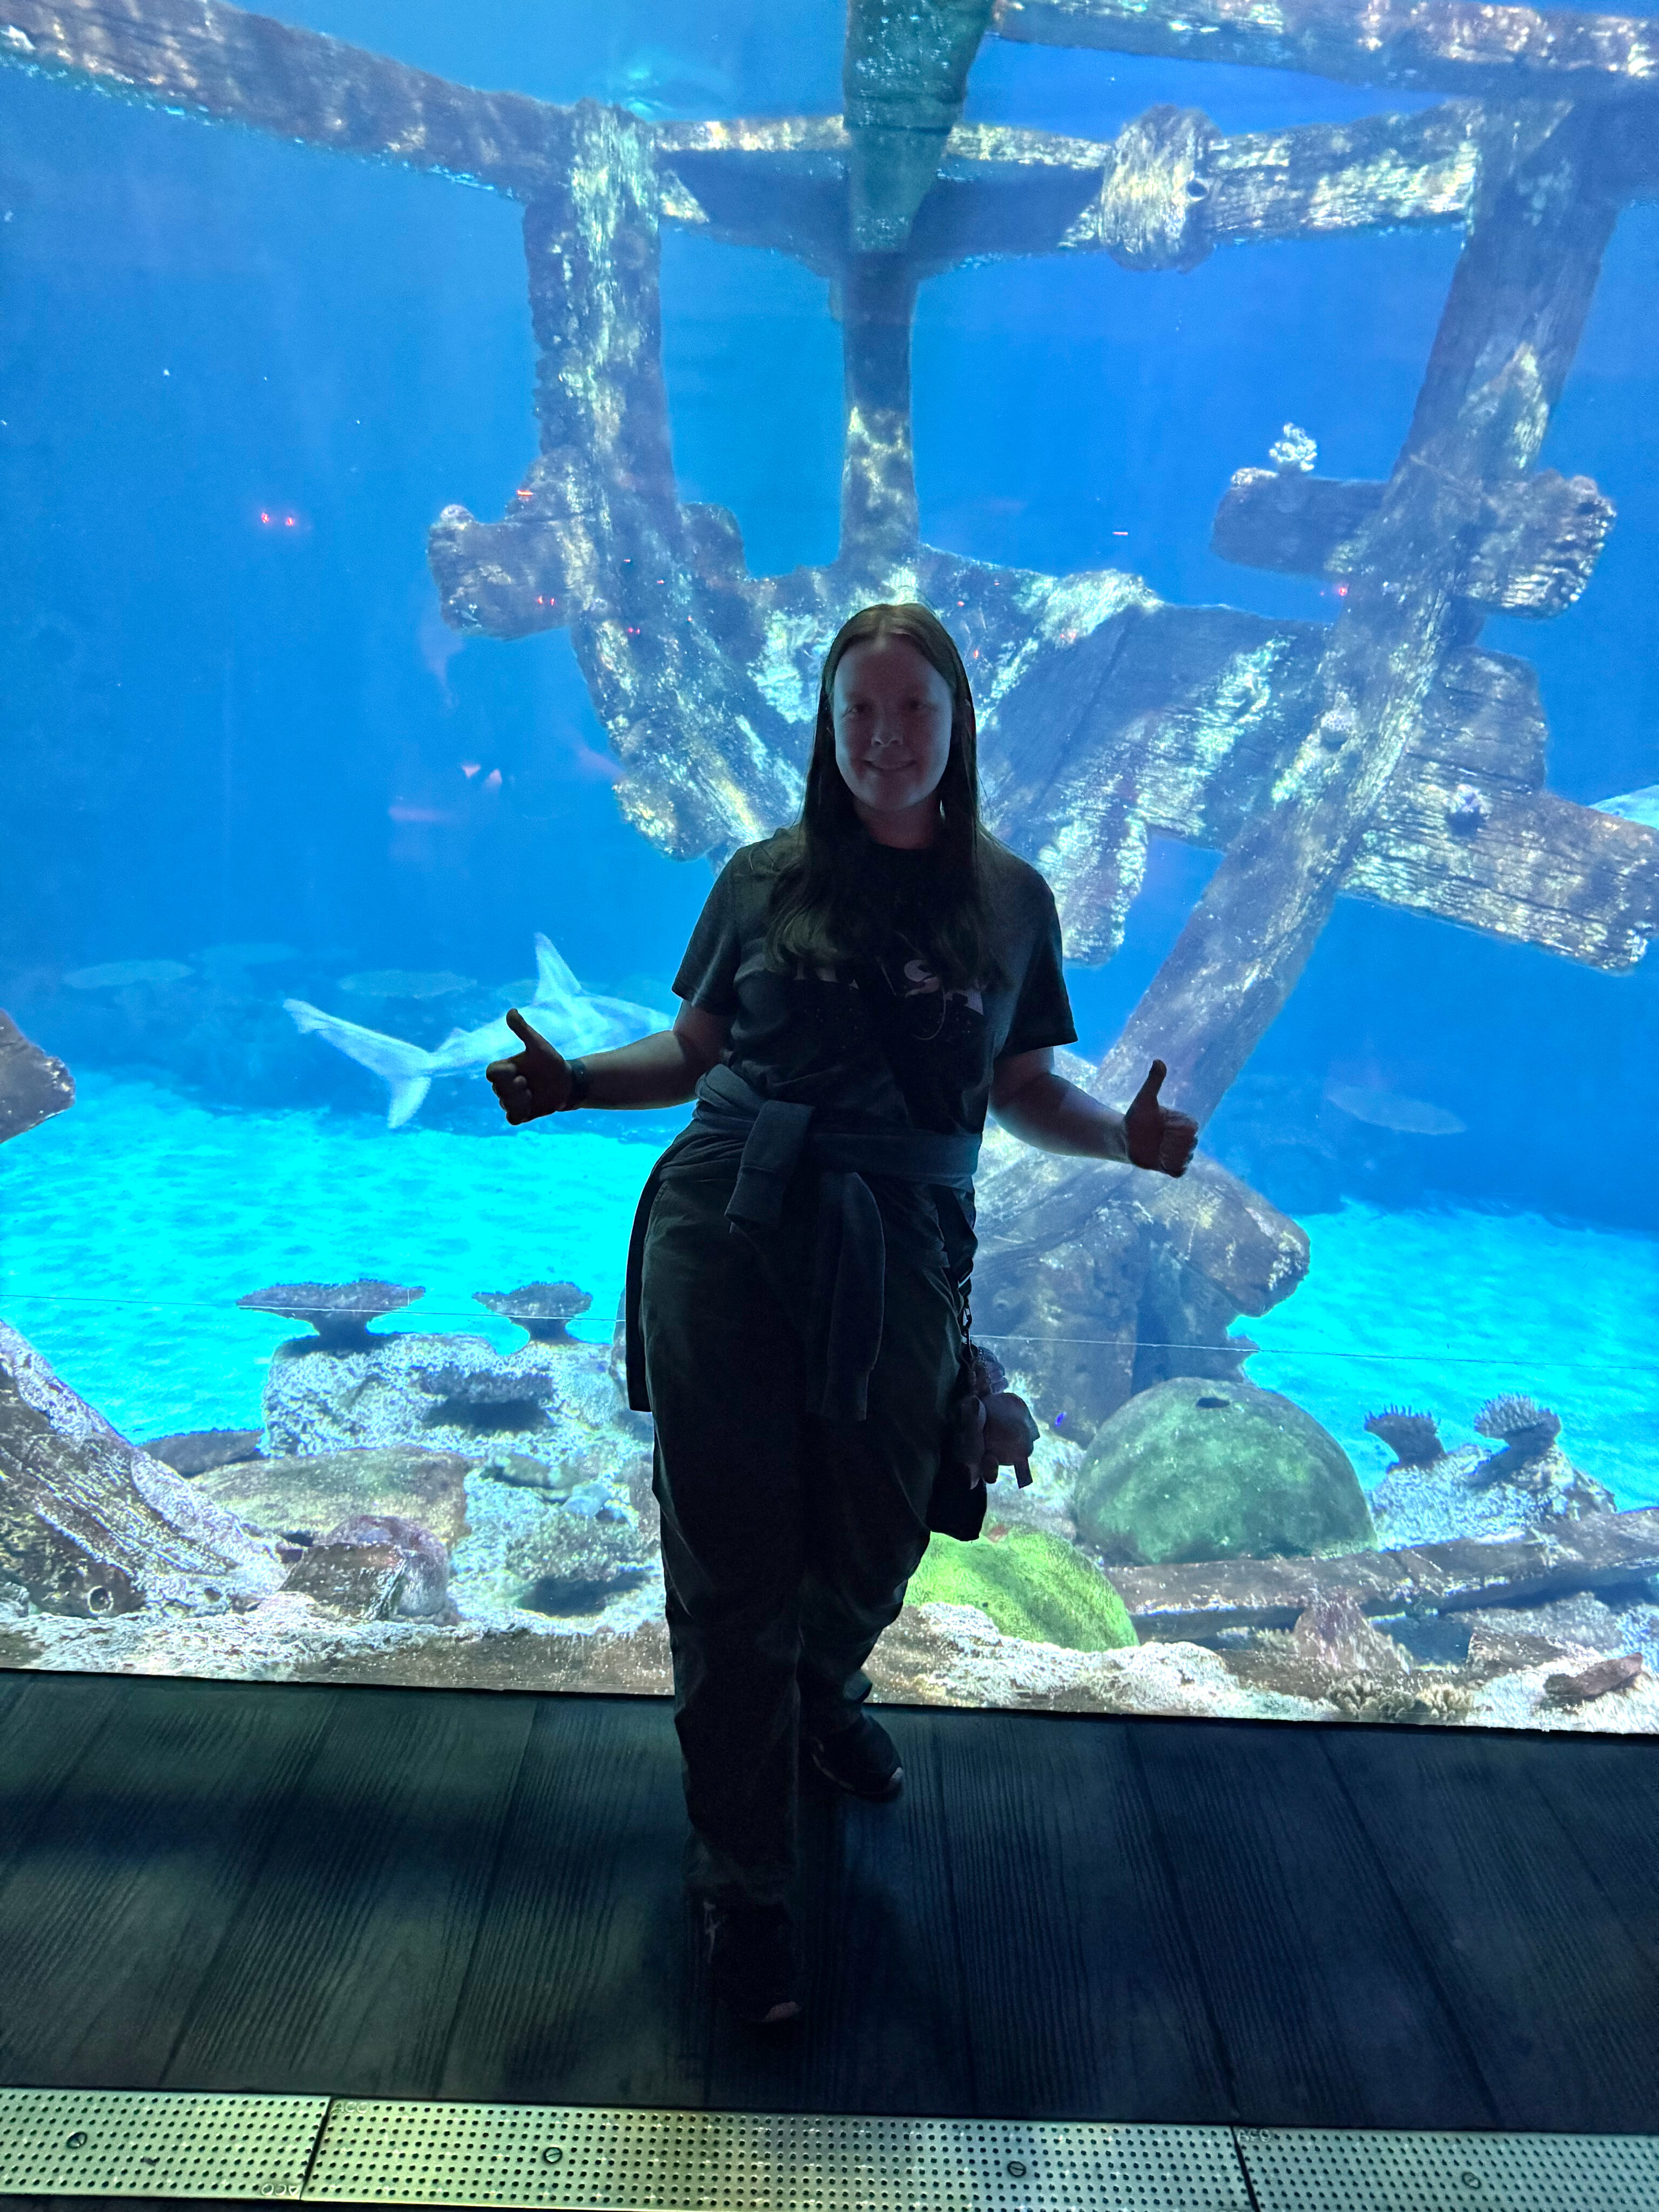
left=831, top=636, right=955, bottom=845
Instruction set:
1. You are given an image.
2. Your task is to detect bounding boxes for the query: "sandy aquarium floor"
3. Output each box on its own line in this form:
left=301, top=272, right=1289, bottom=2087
left=2, top=1073, right=1657, bottom=1508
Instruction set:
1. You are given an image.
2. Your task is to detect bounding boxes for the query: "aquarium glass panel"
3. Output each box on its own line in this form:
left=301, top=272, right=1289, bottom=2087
left=3, top=0, right=1657, bottom=1732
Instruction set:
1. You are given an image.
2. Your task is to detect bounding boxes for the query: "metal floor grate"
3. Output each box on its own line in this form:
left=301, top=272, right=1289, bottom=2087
left=0, top=2090, right=326, bottom=2199
left=1238, top=2127, right=1659, bottom=2211
left=1, top=2093, right=1656, bottom=2210
left=305, top=2103, right=1249, bottom=2210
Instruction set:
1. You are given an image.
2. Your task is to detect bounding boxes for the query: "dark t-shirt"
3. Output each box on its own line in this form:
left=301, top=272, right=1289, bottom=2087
left=672, top=832, right=1076, bottom=1137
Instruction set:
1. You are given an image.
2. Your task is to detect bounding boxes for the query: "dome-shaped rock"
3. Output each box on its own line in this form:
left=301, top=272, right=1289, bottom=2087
left=1073, top=1377, right=1373, bottom=1567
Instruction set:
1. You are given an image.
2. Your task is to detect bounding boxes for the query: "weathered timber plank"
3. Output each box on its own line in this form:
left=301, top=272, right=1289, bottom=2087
left=1215, top=465, right=1615, bottom=617
left=1350, top=778, right=1659, bottom=967
left=844, top=0, right=995, bottom=250
left=0, top=0, right=565, bottom=194
left=1201, top=103, right=1480, bottom=241
left=993, top=0, right=1659, bottom=103
left=840, top=255, right=921, bottom=565
left=429, top=106, right=805, bottom=862
left=662, top=104, right=1480, bottom=273
left=1108, top=1507, right=1659, bottom=1638
left=1093, top=106, right=1619, bottom=1123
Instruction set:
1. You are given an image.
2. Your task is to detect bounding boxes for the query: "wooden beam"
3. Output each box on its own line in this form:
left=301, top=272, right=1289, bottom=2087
left=994, top=0, right=1659, bottom=103
left=1214, top=464, right=1616, bottom=617
left=844, top=0, right=996, bottom=249
left=1091, top=105, right=1621, bottom=1124
left=838, top=255, right=922, bottom=567
left=1108, top=1508, right=1659, bottom=1638
left=0, top=0, right=565, bottom=195
left=661, top=103, right=1483, bottom=272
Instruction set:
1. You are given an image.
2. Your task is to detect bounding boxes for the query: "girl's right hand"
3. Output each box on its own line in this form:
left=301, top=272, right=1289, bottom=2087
left=486, top=1008, right=572, bottom=1124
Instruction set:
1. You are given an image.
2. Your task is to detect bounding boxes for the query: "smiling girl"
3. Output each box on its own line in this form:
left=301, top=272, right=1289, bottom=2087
left=487, top=602, right=1195, bottom=2025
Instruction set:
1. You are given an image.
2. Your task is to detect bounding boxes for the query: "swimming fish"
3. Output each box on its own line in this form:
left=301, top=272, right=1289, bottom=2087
left=285, top=936, right=669, bottom=1128
left=1324, top=1081, right=1466, bottom=1137
left=65, top=959, right=192, bottom=989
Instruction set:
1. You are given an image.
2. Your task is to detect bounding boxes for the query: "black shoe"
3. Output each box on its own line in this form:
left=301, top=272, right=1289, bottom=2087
left=804, top=1710, right=903, bottom=1800
left=702, top=1900, right=802, bottom=2026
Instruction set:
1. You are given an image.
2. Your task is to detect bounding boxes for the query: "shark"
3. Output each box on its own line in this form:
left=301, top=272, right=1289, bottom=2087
left=285, top=935, right=671, bottom=1128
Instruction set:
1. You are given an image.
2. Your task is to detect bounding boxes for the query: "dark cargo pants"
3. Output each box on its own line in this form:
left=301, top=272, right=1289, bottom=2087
left=639, top=1164, right=962, bottom=1907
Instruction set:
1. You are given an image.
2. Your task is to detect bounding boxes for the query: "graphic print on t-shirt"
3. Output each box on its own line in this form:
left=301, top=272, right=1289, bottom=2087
left=864, top=943, right=989, bottom=1134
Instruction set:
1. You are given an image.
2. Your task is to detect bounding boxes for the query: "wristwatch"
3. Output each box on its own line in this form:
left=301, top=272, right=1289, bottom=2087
left=563, top=1057, right=592, bottom=1111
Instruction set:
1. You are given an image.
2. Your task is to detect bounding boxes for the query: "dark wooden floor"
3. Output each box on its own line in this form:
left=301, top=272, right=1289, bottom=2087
left=0, top=1664, right=1656, bottom=2132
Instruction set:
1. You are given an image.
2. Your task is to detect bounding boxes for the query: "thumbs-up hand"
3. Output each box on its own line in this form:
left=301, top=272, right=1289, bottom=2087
left=1124, top=1058, right=1198, bottom=1178
left=485, top=1008, right=572, bottom=1125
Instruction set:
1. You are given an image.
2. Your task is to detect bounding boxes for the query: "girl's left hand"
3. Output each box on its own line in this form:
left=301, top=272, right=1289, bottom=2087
left=1124, top=1059, right=1198, bottom=1178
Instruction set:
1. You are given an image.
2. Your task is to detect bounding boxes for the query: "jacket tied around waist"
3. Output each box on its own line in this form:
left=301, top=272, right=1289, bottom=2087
left=624, top=1063, right=980, bottom=1424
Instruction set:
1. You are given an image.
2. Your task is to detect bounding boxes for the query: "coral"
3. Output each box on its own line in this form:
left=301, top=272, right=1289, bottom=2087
left=475, top=1282, right=594, bottom=1344
left=1364, top=1407, right=1444, bottom=1466
left=903, top=1528, right=1137, bottom=1653
left=1474, top=1394, right=1561, bottom=1447
left=237, top=1279, right=425, bottom=1350
left=1328, top=1675, right=1474, bottom=1724
left=1468, top=1394, right=1579, bottom=1495
left=1073, top=1378, right=1374, bottom=1567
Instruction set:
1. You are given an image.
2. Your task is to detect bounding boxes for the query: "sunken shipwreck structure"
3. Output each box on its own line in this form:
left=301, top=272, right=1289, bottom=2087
left=2, top=0, right=1659, bottom=1717
left=6, top=0, right=1654, bottom=1428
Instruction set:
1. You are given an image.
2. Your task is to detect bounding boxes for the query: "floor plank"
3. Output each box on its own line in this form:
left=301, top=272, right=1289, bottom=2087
left=781, top=1709, right=980, bottom=2116
left=163, top=1682, right=536, bottom=2099
left=436, top=1695, right=696, bottom=2107
left=1520, top=1735, right=1659, bottom=1984
left=3, top=1668, right=1658, bottom=2133
left=1130, top=1719, right=1497, bottom=2130
left=0, top=1675, right=339, bottom=2085
left=0, top=1673, right=138, bottom=1878
left=1324, top=1726, right=1659, bottom=2133
left=926, top=1708, right=1230, bottom=2123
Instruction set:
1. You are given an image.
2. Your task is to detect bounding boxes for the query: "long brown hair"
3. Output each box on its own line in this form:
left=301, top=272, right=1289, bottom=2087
left=762, top=602, right=1000, bottom=990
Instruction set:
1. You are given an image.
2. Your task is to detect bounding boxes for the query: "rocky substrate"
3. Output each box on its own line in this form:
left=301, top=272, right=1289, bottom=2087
left=3, top=1591, right=1653, bottom=1732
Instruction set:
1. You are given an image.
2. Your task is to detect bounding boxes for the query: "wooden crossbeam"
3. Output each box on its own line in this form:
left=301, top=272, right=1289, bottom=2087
left=1213, top=464, right=1616, bottom=617
left=994, top=0, right=1659, bottom=103
left=0, top=0, right=567, bottom=193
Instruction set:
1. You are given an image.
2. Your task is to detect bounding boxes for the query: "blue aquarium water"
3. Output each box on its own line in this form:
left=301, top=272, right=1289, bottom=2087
left=3, top=0, right=1658, bottom=1724
left=5, top=1075, right=1655, bottom=1508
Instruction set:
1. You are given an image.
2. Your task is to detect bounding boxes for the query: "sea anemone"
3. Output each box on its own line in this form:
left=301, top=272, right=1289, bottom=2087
left=237, top=1278, right=424, bottom=1350
left=474, top=1281, right=594, bottom=1344
left=1364, top=1407, right=1444, bottom=1466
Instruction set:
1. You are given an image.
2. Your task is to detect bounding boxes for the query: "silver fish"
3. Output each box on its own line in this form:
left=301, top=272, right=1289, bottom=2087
left=1324, top=1081, right=1466, bottom=1137
left=286, top=935, right=669, bottom=1128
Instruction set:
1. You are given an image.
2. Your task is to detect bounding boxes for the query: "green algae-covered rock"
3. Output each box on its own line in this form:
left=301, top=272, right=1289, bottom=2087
left=903, top=1527, right=1137, bottom=1651
left=1074, top=1377, right=1374, bottom=1566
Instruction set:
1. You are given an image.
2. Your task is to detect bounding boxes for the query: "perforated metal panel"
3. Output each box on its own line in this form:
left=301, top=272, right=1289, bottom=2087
left=1237, top=2127, right=1659, bottom=2212
left=306, top=2102, right=1250, bottom=2210
left=0, top=2089, right=327, bottom=2198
